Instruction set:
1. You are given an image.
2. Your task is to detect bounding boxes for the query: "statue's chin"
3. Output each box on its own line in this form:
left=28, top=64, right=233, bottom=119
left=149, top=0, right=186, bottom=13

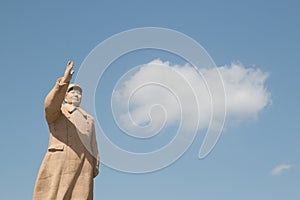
left=72, top=102, right=81, bottom=107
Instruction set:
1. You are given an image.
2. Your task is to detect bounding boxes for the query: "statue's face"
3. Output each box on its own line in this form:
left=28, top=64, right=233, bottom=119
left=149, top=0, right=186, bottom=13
left=65, top=89, right=82, bottom=107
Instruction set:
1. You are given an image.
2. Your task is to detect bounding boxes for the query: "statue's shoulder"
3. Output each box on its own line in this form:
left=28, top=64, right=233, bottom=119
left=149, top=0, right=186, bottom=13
left=79, top=107, right=95, bottom=121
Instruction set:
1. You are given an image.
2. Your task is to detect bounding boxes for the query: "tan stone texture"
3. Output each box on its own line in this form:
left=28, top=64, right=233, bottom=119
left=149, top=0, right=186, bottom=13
left=33, top=78, right=99, bottom=200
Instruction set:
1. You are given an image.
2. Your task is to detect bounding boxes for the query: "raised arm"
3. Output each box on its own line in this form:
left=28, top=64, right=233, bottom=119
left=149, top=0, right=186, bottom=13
left=44, top=61, right=74, bottom=123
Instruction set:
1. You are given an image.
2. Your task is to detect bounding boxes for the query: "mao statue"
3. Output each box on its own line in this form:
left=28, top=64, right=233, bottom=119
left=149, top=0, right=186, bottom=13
left=33, top=61, right=100, bottom=200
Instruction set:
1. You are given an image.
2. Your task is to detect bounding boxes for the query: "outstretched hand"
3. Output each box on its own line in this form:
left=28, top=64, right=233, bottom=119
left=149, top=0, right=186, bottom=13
left=62, top=61, right=74, bottom=83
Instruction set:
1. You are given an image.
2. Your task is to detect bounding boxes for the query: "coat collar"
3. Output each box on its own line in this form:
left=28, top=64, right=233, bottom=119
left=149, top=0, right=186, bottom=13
left=63, top=103, right=88, bottom=119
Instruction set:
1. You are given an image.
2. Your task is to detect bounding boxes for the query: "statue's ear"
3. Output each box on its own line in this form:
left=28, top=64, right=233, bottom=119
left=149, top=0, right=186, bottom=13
left=64, top=93, right=70, bottom=104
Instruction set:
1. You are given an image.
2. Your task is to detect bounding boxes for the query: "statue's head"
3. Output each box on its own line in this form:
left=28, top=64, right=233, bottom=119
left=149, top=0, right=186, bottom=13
left=65, top=84, right=82, bottom=107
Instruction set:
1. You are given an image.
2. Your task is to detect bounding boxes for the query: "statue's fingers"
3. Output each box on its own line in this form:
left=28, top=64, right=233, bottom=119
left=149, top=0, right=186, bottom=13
left=70, top=70, right=75, bottom=75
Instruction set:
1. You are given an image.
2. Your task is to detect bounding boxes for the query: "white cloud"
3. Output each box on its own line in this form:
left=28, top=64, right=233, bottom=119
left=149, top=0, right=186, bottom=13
left=112, top=59, right=271, bottom=137
left=220, top=62, right=270, bottom=120
left=271, top=164, right=293, bottom=175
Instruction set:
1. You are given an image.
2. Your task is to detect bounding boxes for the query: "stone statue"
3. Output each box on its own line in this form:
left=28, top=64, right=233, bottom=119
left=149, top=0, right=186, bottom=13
left=33, top=61, right=100, bottom=200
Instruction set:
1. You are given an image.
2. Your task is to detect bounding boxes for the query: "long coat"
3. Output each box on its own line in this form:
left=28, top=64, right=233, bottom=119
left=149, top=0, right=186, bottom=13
left=33, top=78, right=100, bottom=200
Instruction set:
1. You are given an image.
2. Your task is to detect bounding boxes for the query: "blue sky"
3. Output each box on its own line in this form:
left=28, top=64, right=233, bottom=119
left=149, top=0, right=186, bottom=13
left=0, top=0, right=299, bottom=199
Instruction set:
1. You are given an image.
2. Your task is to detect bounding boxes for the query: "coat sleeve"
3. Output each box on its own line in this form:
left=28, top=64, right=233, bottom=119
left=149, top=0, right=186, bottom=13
left=44, top=78, right=69, bottom=124
left=91, top=120, right=100, bottom=178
